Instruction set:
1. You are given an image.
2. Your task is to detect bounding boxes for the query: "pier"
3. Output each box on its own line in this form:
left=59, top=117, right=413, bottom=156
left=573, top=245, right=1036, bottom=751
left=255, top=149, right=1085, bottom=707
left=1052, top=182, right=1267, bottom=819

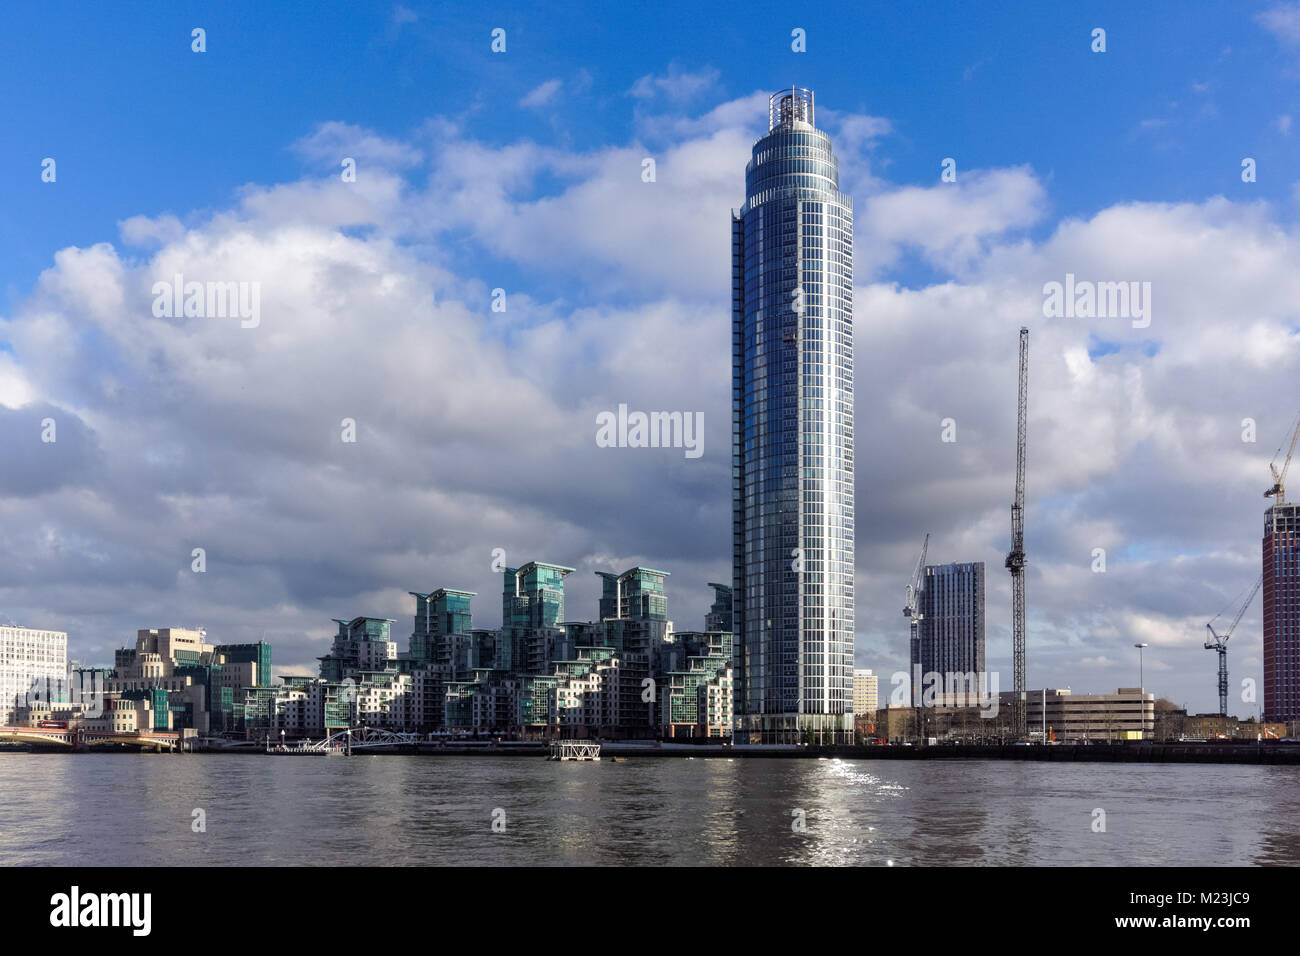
left=549, top=739, right=601, bottom=761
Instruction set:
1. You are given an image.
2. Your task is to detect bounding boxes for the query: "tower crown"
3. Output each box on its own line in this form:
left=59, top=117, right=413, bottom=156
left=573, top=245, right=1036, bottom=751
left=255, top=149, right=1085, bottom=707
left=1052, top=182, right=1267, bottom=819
left=769, top=88, right=814, bottom=130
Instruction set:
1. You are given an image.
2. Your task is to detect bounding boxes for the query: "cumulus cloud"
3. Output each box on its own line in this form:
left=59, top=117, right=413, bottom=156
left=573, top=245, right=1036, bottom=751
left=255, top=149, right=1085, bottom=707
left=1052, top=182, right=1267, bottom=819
left=858, top=166, right=1047, bottom=276
left=3, top=93, right=1298, bottom=716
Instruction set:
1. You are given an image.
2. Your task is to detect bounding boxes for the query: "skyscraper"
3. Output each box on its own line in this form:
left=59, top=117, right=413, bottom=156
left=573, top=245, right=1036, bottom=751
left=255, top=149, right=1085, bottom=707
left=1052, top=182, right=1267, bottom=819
left=732, top=89, right=855, bottom=744
left=914, top=561, right=986, bottom=680
left=1263, top=502, right=1300, bottom=722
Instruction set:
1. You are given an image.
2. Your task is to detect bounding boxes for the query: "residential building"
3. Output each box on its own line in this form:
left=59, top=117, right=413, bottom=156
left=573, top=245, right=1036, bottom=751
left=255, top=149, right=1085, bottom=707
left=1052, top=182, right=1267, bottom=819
left=705, top=583, right=733, bottom=632
left=409, top=588, right=474, bottom=664
left=319, top=618, right=395, bottom=681
left=915, top=562, right=985, bottom=683
left=660, top=631, right=733, bottom=738
left=853, top=668, right=878, bottom=717
left=733, top=88, right=855, bottom=744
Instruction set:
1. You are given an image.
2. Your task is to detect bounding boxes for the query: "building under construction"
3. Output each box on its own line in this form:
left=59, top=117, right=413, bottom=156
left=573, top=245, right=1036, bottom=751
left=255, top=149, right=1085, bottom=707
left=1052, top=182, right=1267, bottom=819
left=1262, top=415, right=1300, bottom=723
left=1263, top=501, right=1300, bottom=722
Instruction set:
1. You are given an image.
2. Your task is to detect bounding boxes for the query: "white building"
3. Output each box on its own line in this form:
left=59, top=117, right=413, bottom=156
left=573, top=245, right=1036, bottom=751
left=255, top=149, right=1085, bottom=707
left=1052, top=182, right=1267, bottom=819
left=0, top=625, right=69, bottom=725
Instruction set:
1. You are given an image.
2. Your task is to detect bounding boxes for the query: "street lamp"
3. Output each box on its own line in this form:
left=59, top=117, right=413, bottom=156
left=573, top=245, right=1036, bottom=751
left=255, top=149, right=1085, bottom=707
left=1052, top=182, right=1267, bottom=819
left=1134, top=643, right=1149, bottom=690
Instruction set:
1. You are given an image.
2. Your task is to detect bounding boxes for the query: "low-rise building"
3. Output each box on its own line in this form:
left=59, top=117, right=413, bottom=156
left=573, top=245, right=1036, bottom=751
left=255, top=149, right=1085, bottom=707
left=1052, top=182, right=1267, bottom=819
left=1185, top=713, right=1288, bottom=740
left=1021, top=688, right=1155, bottom=741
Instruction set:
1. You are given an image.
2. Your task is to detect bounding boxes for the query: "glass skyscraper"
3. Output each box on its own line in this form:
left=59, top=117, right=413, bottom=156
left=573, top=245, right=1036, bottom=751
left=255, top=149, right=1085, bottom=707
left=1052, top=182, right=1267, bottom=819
left=732, top=89, right=855, bottom=744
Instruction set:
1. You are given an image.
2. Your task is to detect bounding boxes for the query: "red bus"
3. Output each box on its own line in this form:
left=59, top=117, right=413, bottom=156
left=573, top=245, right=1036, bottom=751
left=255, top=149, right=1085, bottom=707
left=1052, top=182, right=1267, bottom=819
left=37, top=720, right=67, bottom=729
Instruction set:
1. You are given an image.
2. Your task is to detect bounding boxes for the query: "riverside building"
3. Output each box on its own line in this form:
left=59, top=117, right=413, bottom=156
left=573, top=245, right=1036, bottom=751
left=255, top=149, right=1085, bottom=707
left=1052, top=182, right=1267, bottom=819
left=733, top=88, right=855, bottom=744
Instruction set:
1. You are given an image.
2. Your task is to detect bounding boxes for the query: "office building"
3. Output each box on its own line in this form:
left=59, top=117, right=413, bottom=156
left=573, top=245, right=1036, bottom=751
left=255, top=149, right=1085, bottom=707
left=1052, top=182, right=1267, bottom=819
left=1021, top=688, right=1154, bottom=742
left=0, top=625, right=68, bottom=725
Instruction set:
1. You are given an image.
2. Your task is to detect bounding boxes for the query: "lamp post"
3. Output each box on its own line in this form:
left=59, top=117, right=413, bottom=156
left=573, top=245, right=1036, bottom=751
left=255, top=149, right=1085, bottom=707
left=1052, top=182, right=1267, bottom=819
left=1134, top=643, right=1149, bottom=690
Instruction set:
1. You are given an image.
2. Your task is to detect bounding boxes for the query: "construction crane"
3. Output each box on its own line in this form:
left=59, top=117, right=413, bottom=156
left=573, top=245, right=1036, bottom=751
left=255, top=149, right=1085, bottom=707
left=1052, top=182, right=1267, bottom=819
left=1204, top=573, right=1262, bottom=717
left=1264, top=411, right=1300, bottom=504
left=1005, top=327, right=1029, bottom=739
left=903, top=533, right=930, bottom=707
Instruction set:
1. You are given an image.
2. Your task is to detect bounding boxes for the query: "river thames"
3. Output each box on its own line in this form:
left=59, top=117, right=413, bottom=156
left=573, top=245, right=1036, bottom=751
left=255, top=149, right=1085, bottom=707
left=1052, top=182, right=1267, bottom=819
left=2, top=754, right=1297, bottom=866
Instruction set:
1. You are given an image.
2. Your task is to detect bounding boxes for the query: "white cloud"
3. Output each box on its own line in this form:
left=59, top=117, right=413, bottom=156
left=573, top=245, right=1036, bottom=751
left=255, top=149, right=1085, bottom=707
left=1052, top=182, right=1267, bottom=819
left=629, top=63, right=720, bottom=101
left=292, top=121, right=423, bottom=169
left=520, top=79, right=563, bottom=108
left=118, top=214, right=185, bottom=248
left=1258, top=2, right=1300, bottom=46
left=858, top=166, right=1047, bottom=275
left=4, top=96, right=1299, bottom=716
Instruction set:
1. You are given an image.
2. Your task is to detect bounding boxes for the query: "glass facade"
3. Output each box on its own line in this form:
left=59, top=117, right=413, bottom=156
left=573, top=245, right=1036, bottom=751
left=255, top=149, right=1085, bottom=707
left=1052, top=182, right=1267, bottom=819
left=596, top=572, right=620, bottom=620
left=732, top=89, right=855, bottom=744
left=214, top=642, right=272, bottom=685
left=503, top=563, right=573, bottom=629
left=319, top=617, right=394, bottom=682
left=500, top=562, right=574, bottom=673
left=705, top=583, right=733, bottom=632
left=409, top=588, right=474, bottom=662
left=617, top=567, right=669, bottom=621
left=915, top=562, right=986, bottom=679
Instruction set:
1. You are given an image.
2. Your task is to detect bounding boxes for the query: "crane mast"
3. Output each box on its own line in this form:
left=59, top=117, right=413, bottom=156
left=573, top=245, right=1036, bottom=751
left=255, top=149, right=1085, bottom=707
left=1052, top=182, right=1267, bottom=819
left=1005, top=328, right=1028, bottom=739
left=1204, top=573, right=1262, bottom=717
left=904, top=533, right=930, bottom=708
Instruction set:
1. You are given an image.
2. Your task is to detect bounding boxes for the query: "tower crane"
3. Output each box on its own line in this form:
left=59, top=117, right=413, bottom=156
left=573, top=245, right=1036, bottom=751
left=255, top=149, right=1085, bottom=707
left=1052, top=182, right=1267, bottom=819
left=1005, top=328, right=1029, bottom=739
left=1204, top=574, right=1262, bottom=717
left=904, top=533, right=930, bottom=707
left=1264, top=411, right=1300, bottom=505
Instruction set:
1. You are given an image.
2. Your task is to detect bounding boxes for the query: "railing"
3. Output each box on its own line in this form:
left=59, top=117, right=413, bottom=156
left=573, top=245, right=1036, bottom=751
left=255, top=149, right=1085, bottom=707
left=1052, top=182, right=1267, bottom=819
left=549, top=739, right=601, bottom=760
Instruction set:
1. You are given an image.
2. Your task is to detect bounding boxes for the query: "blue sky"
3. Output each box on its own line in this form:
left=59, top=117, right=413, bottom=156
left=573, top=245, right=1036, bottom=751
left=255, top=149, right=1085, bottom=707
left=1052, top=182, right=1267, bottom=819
left=2, top=1, right=1299, bottom=717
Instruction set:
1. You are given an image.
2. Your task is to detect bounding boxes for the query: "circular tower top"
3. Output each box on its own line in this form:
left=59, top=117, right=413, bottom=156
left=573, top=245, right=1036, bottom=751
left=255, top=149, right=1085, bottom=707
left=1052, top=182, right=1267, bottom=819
left=769, top=88, right=815, bottom=130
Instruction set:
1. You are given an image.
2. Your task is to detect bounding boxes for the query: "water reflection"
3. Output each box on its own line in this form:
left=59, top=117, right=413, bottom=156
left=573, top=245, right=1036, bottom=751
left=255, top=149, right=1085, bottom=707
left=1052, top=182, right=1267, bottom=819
left=0, top=754, right=1296, bottom=866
